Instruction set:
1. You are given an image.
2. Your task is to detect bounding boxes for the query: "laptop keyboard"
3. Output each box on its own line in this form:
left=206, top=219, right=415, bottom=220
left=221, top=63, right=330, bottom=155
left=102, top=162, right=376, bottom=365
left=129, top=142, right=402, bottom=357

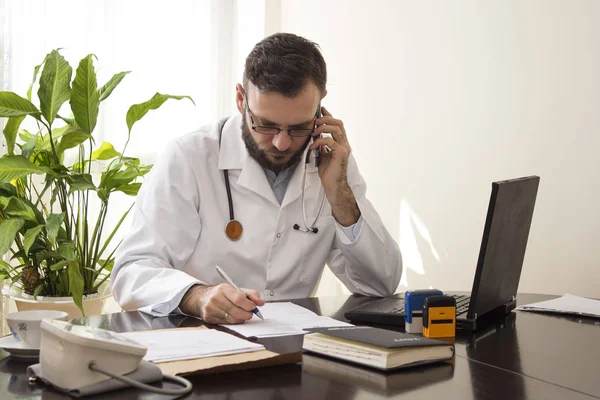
left=454, top=295, right=470, bottom=315
left=369, top=295, right=470, bottom=316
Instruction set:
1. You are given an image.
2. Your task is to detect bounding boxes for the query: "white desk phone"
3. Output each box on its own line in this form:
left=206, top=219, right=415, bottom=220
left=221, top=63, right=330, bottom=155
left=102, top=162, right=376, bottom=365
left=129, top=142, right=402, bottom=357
left=27, top=319, right=192, bottom=397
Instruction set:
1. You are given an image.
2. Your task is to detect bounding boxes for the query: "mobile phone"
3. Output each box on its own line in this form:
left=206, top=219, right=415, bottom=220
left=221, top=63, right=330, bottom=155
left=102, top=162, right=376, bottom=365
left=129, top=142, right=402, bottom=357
left=313, top=106, right=323, bottom=167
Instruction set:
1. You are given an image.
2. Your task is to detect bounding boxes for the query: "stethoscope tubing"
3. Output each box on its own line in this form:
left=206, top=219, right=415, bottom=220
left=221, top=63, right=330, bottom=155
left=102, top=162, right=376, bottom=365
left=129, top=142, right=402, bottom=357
left=219, top=118, right=325, bottom=239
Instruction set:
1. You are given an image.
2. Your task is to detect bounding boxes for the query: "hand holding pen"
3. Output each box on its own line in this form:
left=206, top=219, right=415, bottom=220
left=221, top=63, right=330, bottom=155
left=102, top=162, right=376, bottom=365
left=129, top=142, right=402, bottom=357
left=178, top=266, right=265, bottom=324
left=216, top=265, right=264, bottom=320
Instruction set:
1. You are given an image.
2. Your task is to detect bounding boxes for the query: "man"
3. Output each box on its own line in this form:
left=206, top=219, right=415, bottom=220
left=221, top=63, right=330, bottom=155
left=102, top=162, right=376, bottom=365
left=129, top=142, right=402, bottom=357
left=111, top=33, right=402, bottom=324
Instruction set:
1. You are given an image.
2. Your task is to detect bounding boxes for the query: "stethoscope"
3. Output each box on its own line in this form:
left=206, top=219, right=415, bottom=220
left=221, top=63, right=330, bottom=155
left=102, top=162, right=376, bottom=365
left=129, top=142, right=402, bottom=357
left=219, top=118, right=326, bottom=241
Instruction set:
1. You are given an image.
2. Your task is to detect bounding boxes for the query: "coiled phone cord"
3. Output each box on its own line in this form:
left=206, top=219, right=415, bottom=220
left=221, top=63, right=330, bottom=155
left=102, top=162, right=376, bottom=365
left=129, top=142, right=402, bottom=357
left=89, top=362, right=193, bottom=397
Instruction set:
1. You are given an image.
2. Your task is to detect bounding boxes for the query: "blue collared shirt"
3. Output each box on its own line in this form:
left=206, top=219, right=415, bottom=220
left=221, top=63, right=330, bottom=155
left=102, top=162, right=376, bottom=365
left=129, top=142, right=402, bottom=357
left=263, top=166, right=363, bottom=240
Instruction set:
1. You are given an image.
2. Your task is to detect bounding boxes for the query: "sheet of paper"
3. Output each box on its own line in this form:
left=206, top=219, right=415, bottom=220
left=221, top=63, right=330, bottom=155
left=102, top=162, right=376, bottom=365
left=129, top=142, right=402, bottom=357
left=124, top=328, right=265, bottom=363
left=517, top=294, right=600, bottom=319
left=222, top=302, right=353, bottom=338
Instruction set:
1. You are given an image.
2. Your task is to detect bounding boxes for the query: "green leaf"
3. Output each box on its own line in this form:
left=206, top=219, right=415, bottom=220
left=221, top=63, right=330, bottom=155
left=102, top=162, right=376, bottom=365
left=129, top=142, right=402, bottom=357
left=45, top=212, right=64, bottom=246
left=102, top=167, right=139, bottom=191
left=0, top=219, right=25, bottom=255
left=133, top=164, right=152, bottom=177
left=33, top=283, right=45, bottom=299
left=11, top=273, right=22, bottom=284
left=11, top=249, right=25, bottom=260
left=27, top=56, right=47, bottom=101
left=114, top=182, right=142, bottom=196
left=97, top=188, right=108, bottom=202
left=56, top=115, right=77, bottom=127
left=32, top=150, right=58, bottom=169
left=68, top=261, right=84, bottom=315
left=23, top=225, right=45, bottom=256
left=70, top=54, right=99, bottom=133
left=67, top=173, right=96, bottom=193
left=91, top=142, right=121, bottom=160
left=126, top=93, right=194, bottom=135
left=56, top=130, right=94, bottom=155
left=0, top=182, right=17, bottom=197
left=0, top=155, right=48, bottom=183
left=0, top=197, right=38, bottom=223
left=0, top=92, right=41, bottom=118
left=18, top=129, right=34, bottom=144
left=50, top=184, right=60, bottom=209
left=37, top=124, right=71, bottom=152
left=98, top=71, right=130, bottom=102
left=98, top=259, right=114, bottom=272
left=0, top=258, right=11, bottom=271
left=49, top=260, right=70, bottom=271
left=49, top=164, right=69, bottom=176
left=2, top=116, right=25, bottom=155
left=35, top=250, right=62, bottom=263
left=72, top=160, right=90, bottom=174
left=21, top=136, right=37, bottom=160
left=58, top=242, right=77, bottom=261
left=38, top=50, right=72, bottom=125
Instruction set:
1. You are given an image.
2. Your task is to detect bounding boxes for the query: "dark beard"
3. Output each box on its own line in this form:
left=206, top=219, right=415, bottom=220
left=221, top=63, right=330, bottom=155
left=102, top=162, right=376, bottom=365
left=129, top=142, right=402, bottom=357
left=241, top=113, right=310, bottom=174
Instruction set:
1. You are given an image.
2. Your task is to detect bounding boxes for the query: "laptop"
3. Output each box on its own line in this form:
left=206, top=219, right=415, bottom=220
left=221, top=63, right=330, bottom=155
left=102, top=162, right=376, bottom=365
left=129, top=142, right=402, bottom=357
left=345, top=176, right=540, bottom=331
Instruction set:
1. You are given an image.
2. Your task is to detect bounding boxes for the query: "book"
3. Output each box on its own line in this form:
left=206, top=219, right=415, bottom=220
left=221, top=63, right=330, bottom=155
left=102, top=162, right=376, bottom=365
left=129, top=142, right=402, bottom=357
left=302, top=326, right=454, bottom=370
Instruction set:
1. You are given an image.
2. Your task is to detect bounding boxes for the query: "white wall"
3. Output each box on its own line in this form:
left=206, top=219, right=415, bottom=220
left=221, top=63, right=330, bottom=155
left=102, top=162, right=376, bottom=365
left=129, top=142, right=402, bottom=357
left=273, top=0, right=600, bottom=297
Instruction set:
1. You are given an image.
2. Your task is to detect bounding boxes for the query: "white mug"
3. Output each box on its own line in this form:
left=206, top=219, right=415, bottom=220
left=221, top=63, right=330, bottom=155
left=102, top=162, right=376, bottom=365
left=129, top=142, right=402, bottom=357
left=6, top=310, right=69, bottom=348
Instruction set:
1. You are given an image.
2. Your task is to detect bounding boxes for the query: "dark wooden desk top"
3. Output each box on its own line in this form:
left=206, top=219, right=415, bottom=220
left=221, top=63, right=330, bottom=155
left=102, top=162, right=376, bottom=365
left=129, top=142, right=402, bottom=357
left=1, top=293, right=599, bottom=399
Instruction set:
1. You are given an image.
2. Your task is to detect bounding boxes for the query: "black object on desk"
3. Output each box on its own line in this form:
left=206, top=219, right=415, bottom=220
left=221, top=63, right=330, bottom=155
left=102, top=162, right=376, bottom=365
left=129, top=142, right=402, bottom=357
left=345, top=175, right=540, bottom=331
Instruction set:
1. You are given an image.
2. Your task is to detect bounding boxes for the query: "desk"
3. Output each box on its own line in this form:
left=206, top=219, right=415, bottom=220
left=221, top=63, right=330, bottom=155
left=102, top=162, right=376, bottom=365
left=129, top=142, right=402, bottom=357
left=1, top=293, right=599, bottom=399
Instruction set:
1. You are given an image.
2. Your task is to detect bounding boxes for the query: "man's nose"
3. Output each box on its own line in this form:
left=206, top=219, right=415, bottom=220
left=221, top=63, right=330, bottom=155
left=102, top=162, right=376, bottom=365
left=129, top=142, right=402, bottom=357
left=272, top=131, right=292, bottom=151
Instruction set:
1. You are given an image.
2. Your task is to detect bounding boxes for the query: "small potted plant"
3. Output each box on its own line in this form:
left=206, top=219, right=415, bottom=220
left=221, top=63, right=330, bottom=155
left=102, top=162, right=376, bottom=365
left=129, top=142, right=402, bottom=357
left=0, top=49, right=193, bottom=317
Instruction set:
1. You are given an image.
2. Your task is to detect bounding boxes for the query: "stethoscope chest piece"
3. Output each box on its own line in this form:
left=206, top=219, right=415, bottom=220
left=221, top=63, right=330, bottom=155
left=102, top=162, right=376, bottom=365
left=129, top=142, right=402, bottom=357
left=225, top=220, right=243, bottom=241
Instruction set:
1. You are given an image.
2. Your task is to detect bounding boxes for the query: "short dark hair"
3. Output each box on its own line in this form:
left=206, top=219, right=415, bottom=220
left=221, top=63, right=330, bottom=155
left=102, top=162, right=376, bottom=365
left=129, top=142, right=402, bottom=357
left=243, top=32, right=327, bottom=97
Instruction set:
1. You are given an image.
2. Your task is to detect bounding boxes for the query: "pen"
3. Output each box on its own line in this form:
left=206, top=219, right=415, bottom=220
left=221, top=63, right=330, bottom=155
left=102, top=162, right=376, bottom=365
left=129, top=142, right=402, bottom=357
left=215, top=265, right=264, bottom=320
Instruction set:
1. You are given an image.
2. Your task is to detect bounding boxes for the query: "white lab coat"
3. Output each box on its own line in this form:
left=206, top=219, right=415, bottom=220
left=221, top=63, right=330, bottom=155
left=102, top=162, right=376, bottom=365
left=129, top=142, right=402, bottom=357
left=111, top=114, right=402, bottom=315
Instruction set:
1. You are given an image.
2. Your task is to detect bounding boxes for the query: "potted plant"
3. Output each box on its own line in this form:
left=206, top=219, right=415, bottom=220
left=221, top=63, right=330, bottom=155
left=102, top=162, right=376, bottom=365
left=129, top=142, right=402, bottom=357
left=0, top=49, right=193, bottom=317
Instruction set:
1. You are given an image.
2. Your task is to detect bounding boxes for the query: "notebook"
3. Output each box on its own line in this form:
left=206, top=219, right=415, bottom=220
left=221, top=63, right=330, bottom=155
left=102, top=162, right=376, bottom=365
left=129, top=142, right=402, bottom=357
left=302, top=326, right=454, bottom=370
left=344, top=176, right=540, bottom=331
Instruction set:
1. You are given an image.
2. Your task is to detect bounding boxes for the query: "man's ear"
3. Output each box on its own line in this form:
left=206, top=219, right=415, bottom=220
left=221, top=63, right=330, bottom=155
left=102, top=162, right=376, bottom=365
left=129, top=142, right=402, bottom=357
left=235, top=83, right=245, bottom=115
left=321, top=88, right=328, bottom=101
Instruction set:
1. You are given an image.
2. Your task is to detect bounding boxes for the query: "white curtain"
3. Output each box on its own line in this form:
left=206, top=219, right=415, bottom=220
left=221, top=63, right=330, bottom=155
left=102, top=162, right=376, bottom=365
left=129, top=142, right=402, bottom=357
left=0, top=0, right=266, bottom=260
left=1, top=0, right=265, bottom=160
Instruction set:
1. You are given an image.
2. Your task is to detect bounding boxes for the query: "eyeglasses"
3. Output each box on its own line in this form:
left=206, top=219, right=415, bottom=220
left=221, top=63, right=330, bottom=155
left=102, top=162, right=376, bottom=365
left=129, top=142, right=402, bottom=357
left=245, top=101, right=319, bottom=137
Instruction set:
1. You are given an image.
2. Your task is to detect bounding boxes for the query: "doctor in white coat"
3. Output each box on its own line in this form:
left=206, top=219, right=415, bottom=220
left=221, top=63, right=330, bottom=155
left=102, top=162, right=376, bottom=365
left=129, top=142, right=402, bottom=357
left=111, top=33, right=402, bottom=324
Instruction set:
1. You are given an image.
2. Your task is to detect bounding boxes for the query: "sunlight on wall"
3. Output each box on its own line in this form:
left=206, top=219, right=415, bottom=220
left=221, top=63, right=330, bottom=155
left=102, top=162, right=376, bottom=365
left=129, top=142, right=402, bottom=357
left=398, top=199, right=440, bottom=289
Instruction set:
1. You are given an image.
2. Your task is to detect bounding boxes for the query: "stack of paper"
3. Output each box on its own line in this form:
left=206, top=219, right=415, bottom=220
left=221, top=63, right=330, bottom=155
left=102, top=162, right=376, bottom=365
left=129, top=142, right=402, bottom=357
left=517, top=294, right=600, bottom=319
left=124, top=328, right=265, bottom=363
left=222, top=302, right=353, bottom=338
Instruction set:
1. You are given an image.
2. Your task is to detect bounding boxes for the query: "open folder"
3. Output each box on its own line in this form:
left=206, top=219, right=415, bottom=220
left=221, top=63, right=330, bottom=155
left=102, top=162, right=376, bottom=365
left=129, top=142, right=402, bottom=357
left=123, top=327, right=301, bottom=376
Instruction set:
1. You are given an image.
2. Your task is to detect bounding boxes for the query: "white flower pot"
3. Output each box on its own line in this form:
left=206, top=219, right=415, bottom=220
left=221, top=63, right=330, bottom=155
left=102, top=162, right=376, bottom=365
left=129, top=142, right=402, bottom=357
left=2, top=281, right=112, bottom=319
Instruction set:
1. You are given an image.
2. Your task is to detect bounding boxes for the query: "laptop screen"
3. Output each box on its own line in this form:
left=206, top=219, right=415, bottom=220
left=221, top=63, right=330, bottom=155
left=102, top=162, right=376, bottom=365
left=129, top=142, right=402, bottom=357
left=467, top=176, right=540, bottom=319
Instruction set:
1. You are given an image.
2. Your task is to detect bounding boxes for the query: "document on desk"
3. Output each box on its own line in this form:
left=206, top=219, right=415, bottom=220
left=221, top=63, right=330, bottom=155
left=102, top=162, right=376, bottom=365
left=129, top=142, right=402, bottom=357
left=124, top=328, right=265, bottom=363
left=517, top=294, right=600, bottom=319
left=222, top=302, right=353, bottom=338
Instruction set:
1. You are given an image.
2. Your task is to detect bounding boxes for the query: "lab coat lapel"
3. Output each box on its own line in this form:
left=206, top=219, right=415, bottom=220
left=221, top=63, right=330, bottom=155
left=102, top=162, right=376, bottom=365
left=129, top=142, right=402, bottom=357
left=217, top=115, right=246, bottom=171
left=237, top=156, right=279, bottom=206
left=218, top=114, right=279, bottom=207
